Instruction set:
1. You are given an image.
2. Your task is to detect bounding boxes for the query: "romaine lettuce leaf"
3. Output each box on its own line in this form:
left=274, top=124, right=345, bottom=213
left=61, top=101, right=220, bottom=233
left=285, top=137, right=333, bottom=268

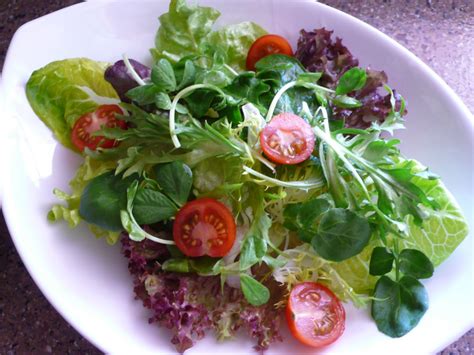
left=151, top=0, right=266, bottom=71
left=48, top=156, right=120, bottom=244
left=331, top=160, right=469, bottom=293
left=26, top=58, right=119, bottom=150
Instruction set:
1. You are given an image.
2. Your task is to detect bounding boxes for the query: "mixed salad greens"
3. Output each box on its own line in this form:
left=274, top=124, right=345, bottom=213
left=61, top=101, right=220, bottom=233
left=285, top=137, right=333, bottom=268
left=25, top=0, right=468, bottom=352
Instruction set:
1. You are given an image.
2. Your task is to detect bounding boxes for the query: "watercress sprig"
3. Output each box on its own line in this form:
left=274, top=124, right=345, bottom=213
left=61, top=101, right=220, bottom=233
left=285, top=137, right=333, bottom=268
left=370, top=242, right=433, bottom=337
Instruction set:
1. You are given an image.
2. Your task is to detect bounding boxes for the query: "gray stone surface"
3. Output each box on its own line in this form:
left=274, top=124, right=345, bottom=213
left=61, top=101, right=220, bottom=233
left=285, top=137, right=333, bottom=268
left=320, top=0, right=474, bottom=112
left=0, top=0, right=472, bottom=353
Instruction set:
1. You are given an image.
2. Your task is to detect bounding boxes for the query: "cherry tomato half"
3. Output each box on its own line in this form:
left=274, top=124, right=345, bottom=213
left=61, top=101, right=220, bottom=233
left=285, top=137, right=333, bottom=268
left=246, top=34, right=293, bottom=71
left=173, top=198, right=236, bottom=258
left=260, top=113, right=315, bottom=165
left=71, top=104, right=127, bottom=152
left=286, top=282, right=345, bottom=348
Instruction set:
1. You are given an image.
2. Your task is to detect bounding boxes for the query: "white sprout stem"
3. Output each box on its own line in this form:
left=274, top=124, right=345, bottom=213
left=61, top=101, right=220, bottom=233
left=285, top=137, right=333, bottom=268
left=321, top=106, right=331, bottom=135
left=316, top=113, right=411, bottom=231
left=265, top=81, right=298, bottom=122
left=342, top=144, right=417, bottom=200
left=122, top=210, right=176, bottom=245
left=283, top=233, right=290, bottom=250
left=169, top=83, right=214, bottom=148
left=318, top=141, right=330, bottom=184
left=321, top=105, right=354, bottom=204
left=321, top=111, right=415, bottom=201
left=311, top=85, right=335, bottom=94
left=243, top=165, right=324, bottom=189
left=265, top=81, right=335, bottom=122
left=253, top=151, right=276, bottom=172
left=315, top=126, right=407, bottom=230
left=316, top=108, right=371, bottom=198
left=224, top=63, right=239, bottom=76
left=313, top=125, right=370, bottom=198
left=122, top=53, right=146, bottom=86
left=142, top=231, right=176, bottom=245
left=313, top=106, right=324, bottom=118
left=301, top=101, right=312, bottom=118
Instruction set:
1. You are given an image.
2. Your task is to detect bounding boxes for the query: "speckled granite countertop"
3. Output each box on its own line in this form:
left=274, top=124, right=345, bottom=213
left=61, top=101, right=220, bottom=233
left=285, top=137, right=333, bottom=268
left=0, top=0, right=472, bottom=354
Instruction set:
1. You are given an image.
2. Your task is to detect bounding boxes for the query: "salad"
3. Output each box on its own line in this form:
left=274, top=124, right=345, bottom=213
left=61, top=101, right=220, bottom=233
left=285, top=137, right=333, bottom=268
left=25, top=0, right=469, bottom=352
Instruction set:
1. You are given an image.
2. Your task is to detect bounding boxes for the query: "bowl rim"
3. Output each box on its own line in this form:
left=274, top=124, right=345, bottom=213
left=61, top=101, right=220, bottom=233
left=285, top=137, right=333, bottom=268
left=1, top=0, right=473, bottom=353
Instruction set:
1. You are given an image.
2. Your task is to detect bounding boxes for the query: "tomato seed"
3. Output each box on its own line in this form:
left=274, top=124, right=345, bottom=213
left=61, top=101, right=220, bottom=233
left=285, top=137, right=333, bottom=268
left=313, top=312, right=336, bottom=336
left=191, top=239, right=197, bottom=246
left=269, top=139, right=279, bottom=149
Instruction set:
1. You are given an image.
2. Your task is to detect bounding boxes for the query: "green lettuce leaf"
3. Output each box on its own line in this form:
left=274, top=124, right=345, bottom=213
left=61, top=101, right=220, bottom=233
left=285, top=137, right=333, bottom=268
left=151, top=0, right=220, bottom=62
left=192, top=156, right=243, bottom=196
left=331, top=160, right=469, bottom=293
left=26, top=58, right=119, bottom=150
left=400, top=174, right=469, bottom=266
left=47, top=156, right=120, bottom=244
left=151, top=0, right=266, bottom=71
left=206, top=22, right=267, bottom=70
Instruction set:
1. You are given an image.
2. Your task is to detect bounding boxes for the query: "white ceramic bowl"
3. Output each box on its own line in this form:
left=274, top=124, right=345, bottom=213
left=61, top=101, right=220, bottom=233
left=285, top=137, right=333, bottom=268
left=1, top=1, right=473, bottom=354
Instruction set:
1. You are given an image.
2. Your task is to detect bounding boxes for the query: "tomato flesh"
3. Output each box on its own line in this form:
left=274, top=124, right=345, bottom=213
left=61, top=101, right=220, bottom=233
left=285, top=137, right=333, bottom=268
left=246, top=34, right=293, bottom=71
left=286, top=282, right=345, bottom=348
left=173, top=198, right=236, bottom=257
left=71, top=104, right=126, bottom=152
left=260, top=113, right=315, bottom=165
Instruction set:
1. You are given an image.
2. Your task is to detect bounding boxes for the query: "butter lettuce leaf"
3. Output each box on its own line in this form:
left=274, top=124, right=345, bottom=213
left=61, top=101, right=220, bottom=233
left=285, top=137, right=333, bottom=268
left=400, top=174, right=469, bottom=266
left=48, top=156, right=120, bottom=244
left=193, top=156, right=243, bottom=195
left=331, top=159, right=469, bottom=293
left=26, top=58, right=119, bottom=150
left=206, top=22, right=267, bottom=70
left=152, top=0, right=220, bottom=62
left=151, top=0, right=266, bottom=71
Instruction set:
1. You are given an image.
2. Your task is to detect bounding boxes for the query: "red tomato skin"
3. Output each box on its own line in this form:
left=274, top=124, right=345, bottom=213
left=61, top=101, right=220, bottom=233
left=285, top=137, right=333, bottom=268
left=286, top=282, right=345, bottom=348
left=173, top=198, right=236, bottom=258
left=260, top=113, right=315, bottom=165
left=246, top=34, right=293, bottom=71
left=71, top=104, right=126, bottom=152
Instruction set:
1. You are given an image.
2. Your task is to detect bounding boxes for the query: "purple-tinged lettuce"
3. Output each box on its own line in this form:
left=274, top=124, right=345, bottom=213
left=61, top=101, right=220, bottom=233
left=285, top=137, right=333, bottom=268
left=104, top=59, right=151, bottom=102
left=295, top=28, right=405, bottom=129
left=295, top=28, right=358, bottom=88
left=121, top=235, right=282, bottom=353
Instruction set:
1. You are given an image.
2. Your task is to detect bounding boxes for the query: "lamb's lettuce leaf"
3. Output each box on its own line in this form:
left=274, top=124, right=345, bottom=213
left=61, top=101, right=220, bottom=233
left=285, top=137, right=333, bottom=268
left=26, top=58, right=119, bottom=150
left=47, top=157, right=120, bottom=244
left=79, top=171, right=137, bottom=232
left=151, top=0, right=266, bottom=71
left=226, top=54, right=321, bottom=115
